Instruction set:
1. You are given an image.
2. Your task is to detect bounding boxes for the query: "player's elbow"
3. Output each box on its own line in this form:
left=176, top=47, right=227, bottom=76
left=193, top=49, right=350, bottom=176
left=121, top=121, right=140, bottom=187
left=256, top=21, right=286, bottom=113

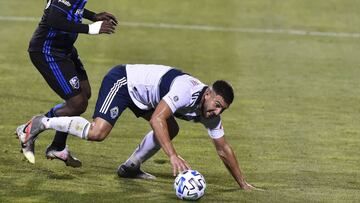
left=149, top=116, right=161, bottom=128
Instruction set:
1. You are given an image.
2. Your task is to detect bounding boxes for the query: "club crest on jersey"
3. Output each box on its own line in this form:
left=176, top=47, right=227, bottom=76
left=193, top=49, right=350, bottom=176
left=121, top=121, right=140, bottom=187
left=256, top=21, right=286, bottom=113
left=110, top=106, right=119, bottom=119
left=75, top=9, right=84, bottom=16
left=69, top=76, right=80, bottom=90
left=58, top=0, right=71, bottom=7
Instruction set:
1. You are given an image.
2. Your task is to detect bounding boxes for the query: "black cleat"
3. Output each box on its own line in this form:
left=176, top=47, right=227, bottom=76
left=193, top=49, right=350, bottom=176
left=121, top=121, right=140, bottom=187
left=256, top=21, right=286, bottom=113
left=117, top=164, right=156, bottom=180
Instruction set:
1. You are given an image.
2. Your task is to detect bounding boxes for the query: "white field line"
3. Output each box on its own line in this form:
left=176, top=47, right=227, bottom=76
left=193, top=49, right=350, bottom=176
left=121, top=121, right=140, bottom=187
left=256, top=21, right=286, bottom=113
left=1, top=15, right=360, bottom=38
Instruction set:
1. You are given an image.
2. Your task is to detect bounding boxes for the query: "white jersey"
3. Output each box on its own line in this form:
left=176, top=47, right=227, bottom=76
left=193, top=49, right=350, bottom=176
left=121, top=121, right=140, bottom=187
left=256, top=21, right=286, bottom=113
left=126, top=64, right=224, bottom=139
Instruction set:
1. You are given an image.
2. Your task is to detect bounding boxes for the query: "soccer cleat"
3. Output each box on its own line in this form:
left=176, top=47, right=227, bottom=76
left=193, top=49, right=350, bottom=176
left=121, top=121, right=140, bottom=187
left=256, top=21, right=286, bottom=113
left=45, top=145, right=82, bottom=168
left=17, top=115, right=46, bottom=144
left=21, top=140, right=36, bottom=164
left=117, top=164, right=156, bottom=180
left=16, top=124, right=36, bottom=164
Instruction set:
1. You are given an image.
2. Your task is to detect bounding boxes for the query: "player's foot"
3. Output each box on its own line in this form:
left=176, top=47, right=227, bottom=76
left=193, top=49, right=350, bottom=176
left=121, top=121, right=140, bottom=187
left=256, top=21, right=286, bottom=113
left=16, top=129, right=35, bottom=164
left=15, top=124, right=36, bottom=164
left=117, top=164, right=156, bottom=180
left=45, top=145, right=82, bottom=168
left=16, top=115, right=46, bottom=144
left=21, top=139, right=36, bottom=164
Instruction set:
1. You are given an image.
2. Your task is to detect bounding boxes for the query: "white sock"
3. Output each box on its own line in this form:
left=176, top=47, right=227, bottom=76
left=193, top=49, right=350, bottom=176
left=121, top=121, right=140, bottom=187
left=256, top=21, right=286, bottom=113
left=42, top=116, right=90, bottom=140
left=125, top=131, right=161, bottom=168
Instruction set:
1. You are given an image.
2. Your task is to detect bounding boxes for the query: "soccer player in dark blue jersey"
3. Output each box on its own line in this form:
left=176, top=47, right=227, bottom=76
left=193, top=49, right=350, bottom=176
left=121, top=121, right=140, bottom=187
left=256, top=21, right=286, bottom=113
left=17, top=0, right=118, bottom=167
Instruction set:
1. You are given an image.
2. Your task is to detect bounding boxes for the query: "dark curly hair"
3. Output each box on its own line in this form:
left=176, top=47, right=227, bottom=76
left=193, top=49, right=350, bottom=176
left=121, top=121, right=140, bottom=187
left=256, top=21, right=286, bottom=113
left=212, top=80, right=234, bottom=105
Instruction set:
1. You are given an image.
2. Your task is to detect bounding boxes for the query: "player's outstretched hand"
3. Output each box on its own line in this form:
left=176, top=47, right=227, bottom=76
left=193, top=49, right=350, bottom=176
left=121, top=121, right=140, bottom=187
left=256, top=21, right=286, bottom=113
left=95, top=12, right=118, bottom=26
left=99, top=20, right=116, bottom=34
left=170, top=155, right=190, bottom=177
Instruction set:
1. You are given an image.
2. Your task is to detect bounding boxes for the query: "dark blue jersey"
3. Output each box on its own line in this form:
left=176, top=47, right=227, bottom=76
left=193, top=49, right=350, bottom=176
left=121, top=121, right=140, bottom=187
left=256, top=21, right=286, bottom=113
left=28, top=0, right=95, bottom=54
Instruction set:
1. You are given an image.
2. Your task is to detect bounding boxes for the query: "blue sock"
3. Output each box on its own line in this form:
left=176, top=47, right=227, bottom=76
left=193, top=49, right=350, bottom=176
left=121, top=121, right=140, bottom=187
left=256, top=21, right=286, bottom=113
left=45, top=103, right=64, bottom=118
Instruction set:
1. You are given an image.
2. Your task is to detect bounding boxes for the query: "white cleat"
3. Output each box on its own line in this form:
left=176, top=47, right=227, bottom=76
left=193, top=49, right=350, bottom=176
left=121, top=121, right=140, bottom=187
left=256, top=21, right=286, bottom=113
left=16, top=124, right=36, bottom=164
left=45, top=145, right=82, bottom=168
left=22, top=141, right=35, bottom=164
left=16, top=115, right=46, bottom=144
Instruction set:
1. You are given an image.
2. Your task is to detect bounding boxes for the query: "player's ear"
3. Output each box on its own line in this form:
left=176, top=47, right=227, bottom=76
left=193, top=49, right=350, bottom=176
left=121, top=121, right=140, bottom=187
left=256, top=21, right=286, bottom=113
left=204, top=88, right=211, bottom=99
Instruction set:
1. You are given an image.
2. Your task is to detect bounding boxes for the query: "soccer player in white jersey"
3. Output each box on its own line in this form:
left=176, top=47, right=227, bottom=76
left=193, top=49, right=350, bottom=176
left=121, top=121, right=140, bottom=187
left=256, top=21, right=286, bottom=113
left=16, top=64, right=255, bottom=190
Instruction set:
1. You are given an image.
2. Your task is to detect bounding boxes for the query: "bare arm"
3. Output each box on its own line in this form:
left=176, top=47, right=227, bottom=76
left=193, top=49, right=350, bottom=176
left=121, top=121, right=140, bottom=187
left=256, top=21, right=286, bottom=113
left=149, top=100, right=190, bottom=176
left=212, top=136, right=255, bottom=190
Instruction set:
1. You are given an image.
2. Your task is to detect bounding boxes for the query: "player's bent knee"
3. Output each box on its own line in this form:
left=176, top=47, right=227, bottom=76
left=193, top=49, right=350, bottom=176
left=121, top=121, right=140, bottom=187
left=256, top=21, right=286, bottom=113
left=87, top=130, right=108, bottom=141
left=87, top=120, right=112, bottom=141
left=88, top=126, right=109, bottom=142
left=68, top=97, right=88, bottom=115
left=76, top=100, right=88, bottom=114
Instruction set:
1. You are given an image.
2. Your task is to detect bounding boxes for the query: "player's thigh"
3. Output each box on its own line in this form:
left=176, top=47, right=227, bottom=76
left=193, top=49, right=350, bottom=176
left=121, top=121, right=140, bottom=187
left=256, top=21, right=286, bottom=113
left=70, top=48, right=91, bottom=99
left=29, top=52, right=84, bottom=100
left=80, top=80, right=91, bottom=100
left=92, top=66, right=129, bottom=126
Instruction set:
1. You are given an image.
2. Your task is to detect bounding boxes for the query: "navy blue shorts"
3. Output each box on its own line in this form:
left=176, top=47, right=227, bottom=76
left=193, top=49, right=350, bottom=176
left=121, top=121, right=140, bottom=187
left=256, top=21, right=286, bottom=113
left=93, top=65, right=185, bottom=126
left=93, top=65, right=151, bottom=126
left=29, top=48, right=87, bottom=100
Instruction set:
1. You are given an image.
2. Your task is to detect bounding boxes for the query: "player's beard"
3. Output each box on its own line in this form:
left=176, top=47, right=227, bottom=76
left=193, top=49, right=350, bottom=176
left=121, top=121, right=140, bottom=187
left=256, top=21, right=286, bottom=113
left=200, top=98, right=207, bottom=118
left=200, top=99, right=215, bottom=119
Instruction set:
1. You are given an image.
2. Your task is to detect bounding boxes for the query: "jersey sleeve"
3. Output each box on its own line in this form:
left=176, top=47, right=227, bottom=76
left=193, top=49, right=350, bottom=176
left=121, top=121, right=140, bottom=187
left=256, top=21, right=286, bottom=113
left=199, top=116, right=225, bottom=139
left=46, top=0, right=89, bottom=33
left=162, top=78, right=192, bottom=113
left=83, top=9, right=96, bottom=21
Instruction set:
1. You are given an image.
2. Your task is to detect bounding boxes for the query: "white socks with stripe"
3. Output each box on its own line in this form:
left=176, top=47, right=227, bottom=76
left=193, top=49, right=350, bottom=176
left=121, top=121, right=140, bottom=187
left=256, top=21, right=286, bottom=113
left=42, top=116, right=90, bottom=140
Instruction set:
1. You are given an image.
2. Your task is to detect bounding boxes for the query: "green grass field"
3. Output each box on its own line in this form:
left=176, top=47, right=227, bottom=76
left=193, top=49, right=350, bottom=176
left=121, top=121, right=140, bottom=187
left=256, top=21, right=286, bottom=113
left=1, top=0, right=360, bottom=202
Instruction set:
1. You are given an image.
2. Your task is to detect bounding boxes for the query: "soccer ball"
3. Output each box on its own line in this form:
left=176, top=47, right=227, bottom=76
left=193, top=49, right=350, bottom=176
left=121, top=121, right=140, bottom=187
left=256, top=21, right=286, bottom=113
left=174, top=170, right=206, bottom=200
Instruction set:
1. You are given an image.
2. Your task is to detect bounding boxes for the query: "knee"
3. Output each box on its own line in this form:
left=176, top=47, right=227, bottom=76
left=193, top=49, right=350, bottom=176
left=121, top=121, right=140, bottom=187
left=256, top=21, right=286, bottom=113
left=87, top=129, right=108, bottom=141
left=68, top=97, right=88, bottom=115
left=86, top=118, right=112, bottom=141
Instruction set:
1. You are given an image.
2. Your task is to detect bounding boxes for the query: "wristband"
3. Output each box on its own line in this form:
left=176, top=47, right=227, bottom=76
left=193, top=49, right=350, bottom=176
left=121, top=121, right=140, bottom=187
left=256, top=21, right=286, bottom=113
left=88, top=21, right=103, bottom=35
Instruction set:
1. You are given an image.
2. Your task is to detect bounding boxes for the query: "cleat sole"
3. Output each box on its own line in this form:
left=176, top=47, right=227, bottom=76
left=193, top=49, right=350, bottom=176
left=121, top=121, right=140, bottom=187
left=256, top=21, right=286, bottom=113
left=23, top=151, right=35, bottom=164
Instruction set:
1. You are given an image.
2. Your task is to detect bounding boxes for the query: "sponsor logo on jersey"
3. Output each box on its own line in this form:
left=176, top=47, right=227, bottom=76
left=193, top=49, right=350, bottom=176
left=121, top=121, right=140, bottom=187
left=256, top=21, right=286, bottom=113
left=173, top=96, right=179, bottom=102
left=58, top=0, right=71, bottom=7
left=110, top=106, right=119, bottom=119
left=69, top=76, right=80, bottom=90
